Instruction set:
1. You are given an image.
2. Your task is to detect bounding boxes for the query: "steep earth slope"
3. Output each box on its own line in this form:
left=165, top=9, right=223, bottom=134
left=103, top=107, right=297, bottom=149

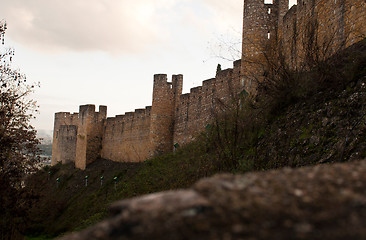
left=60, top=159, right=366, bottom=240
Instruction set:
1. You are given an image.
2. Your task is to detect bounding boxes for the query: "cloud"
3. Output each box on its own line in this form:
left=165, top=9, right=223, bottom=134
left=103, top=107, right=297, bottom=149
left=1, top=0, right=294, bottom=55
left=201, top=0, right=297, bottom=27
left=0, top=0, right=180, bottom=54
left=199, top=0, right=243, bottom=30
left=162, top=0, right=242, bottom=45
left=0, top=0, right=244, bottom=54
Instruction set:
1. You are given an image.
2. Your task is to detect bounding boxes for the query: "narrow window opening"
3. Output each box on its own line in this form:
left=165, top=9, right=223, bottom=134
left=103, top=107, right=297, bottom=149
left=267, top=32, right=271, bottom=39
left=268, top=8, right=271, bottom=14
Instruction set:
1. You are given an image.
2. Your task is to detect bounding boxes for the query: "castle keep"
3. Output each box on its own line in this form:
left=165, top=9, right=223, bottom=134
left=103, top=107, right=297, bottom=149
left=52, top=0, right=365, bottom=169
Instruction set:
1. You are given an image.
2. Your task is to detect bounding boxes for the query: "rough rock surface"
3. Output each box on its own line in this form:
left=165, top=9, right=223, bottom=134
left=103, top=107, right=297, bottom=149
left=60, top=159, right=366, bottom=240
left=255, top=76, right=366, bottom=169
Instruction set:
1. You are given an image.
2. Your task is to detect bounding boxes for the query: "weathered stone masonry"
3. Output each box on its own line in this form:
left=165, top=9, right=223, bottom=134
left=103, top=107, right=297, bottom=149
left=52, top=0, right=365, bottom=169
left=240, top=0, right=365, bottom=93
left=52, top=61, right=242, bottom=169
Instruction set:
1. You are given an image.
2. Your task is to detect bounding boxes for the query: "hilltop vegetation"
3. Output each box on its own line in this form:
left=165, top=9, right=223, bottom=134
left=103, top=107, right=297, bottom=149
left=23, top=39, right=366, bottom=239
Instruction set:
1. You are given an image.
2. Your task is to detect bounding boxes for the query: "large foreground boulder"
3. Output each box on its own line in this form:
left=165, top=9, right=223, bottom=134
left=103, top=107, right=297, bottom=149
left=60, top=159, right=366, bottom=240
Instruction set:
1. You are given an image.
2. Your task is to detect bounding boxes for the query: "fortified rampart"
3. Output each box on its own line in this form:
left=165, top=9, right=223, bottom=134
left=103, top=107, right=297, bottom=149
left=52, top=60, right=242, bottom=169
left=51, top=106, right=107, bottom=169
left=173, top=60, right=242, bottom=146
left=52, top=112, right=79, bottom=165
left=101, top=107, right=152, bottom=163
left=52, top=0, right=365, bottom=169
left=280, top=0, right=366, bottom=69
left=240, top=0, right=365, bottom=93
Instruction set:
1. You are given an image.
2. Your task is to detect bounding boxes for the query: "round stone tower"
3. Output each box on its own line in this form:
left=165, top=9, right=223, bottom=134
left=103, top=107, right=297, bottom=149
left=241, top=0, right=289, bottom=93
left=149, top=74, right=183, bottom=156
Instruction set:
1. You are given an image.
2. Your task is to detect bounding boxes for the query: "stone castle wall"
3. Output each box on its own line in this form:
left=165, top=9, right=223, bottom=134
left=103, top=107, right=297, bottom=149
left=101, top=107, right=152, bottom=163
left=51, top=112, right=79, bottom=166
left=241, top=0, right=289, bottom=92
left=51, top=105, right=107, bottom=170
left=173, top=60, right=242, bottom=146
left=52, top=0, right=365, bottom=169
left=75, top=105, right=106, bottom=170
left=58, top=125, right=77, bottom=164
left=150, top=74, right=183, bottom=155
left=241, top=0, right=365, bottom=93
left=52, top=61, right=241, bottom=169
left=281, top=0, right=366, bottom=70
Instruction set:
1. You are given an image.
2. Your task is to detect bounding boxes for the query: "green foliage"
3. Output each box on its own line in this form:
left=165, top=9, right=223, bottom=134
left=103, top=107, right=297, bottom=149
left=299, top=125, right=313, bottom=140
left=25, top=143, right=218, bottom=238
left=199, top=93, right=266, bottom=172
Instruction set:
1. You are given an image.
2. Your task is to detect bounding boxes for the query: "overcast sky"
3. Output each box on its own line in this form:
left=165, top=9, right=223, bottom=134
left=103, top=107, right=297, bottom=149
left=0, top=0, right=296, bottom=133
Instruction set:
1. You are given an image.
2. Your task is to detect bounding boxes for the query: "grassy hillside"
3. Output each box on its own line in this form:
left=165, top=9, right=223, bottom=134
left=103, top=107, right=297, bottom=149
left=24, top=39, right=366, bottom=239
left=25, top=146, right=216, bottom=238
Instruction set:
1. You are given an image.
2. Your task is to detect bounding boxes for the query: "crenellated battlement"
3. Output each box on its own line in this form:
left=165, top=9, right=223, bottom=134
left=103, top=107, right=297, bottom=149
left=173, top=60, right=242, bottom=146
left=101, top=105, right=153, bottom=163
left=52, top=62, right=241, bottom=168
left=52, top=104, right=107, bottom=169
left=52, top=0, right=365, bottom=169
left=190, top=86, right=202, bottom=94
